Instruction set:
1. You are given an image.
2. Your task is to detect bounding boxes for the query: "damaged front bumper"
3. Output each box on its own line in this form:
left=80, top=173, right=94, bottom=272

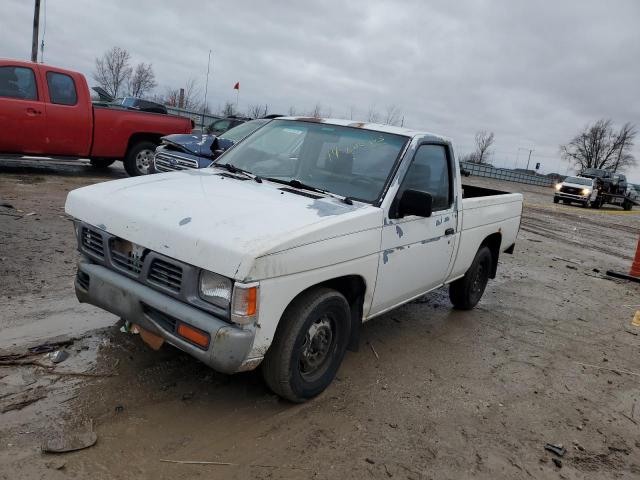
left=75, top=260, right=254, bottom=374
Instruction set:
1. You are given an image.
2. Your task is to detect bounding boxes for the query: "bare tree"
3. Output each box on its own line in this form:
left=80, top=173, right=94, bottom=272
left=287, top=105, right=297, bottom=116
left=560, top=119, right=637, bottom=172
left=366, top=105, right=380, bottom=123
left=162, top=78, right=203, bottom=110
left=247, top=103, right=269, bottom=118
left=128, top=62, right=157, bottom=98
left=471, top=131, right=495, bottom=164
left=383, top=105, right=402, bottom=126
left=222, top=101, right=235, bottom=117
left=309, top=103, right=322, bottom=118
left=93, top=46, right=132, bottom=98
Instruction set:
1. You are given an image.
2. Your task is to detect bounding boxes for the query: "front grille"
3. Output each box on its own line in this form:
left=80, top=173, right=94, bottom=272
left=560, top=186, right=582, bottom=195
left=81, top=227, right=105, bottom=258
left=109, top=239, right=145, bottom=274
left=154, top=151, right=199, bottom=172
left=148, top=258, right=183, bottom=292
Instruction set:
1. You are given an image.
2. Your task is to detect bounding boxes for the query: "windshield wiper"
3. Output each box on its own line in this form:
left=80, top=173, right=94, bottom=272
left=215, top=163, right=262, bottom=183
left=264, top=177, right=328, bottom=195
left=264, top=177, right=354, bottom=204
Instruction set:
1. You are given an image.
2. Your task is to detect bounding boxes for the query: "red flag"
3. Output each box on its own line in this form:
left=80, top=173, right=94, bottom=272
left=233, top=82, right=240, bottom=90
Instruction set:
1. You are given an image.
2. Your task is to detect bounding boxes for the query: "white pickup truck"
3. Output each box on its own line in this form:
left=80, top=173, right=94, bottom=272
left=65, top=118, right=523, bottom=402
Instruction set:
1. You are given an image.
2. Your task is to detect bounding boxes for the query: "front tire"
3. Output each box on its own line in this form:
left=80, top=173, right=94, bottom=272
left=89, top=158, right=116, bottom=169
left=124, top=140, right=157, bottom=176
left=449, top=246, right=492, bottom=310
left=553, top=196, right=559, bottom=204
left=262, top=287, right=351, bottom=402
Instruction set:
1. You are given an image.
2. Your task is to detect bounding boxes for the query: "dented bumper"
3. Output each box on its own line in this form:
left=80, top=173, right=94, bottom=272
left=75, top=260, right=254, bottom=374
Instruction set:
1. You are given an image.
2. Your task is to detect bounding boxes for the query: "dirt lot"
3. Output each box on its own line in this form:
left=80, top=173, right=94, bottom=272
left=1, top=157, right=639, bottom=479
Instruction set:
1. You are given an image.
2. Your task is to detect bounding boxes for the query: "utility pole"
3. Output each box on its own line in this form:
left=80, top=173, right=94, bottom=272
left=202, top=50, right=212, bottom=130
left=525, top=149, right=534, bottom=171
left=31, top=0, right=41, bottom=62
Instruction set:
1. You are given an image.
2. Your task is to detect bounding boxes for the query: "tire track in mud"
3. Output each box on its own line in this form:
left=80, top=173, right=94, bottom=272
left=520, top=215, right=634, bottom=260
left=524, top=204, right=640, bottom=235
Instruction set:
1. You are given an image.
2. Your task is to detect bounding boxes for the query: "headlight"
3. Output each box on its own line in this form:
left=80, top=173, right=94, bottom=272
left=555, top=183, right=562, bottom=191
left=231, top=282, right=259, bottom=325
left=582, top=188, right=591, bottom=196
left=199, top=270, right=232, bottom=308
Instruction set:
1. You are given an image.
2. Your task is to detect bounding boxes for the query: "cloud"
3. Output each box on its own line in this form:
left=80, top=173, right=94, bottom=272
left=3, top=0, right=639, bottom=180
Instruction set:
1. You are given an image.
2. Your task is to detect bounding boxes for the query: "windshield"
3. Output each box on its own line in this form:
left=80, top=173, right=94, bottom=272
left=564, top=176, right=592, bottom=186
left=220, top=119, right=269, bottom=143
left=214, top=120, right=409, bottom=203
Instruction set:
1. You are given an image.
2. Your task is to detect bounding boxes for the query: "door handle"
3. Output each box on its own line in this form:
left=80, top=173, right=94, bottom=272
left=445, top=228, right=455, bottom=236
left=26, top=107, right=42, bottom=115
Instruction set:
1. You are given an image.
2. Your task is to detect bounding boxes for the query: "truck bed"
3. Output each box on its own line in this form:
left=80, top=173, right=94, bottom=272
left=447, top=183, right=523, bottom=281
left=461, top=184, right=510, bottom=198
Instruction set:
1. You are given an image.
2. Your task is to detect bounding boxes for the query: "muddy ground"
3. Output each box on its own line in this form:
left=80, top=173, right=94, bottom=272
left=1, top=157, right=639, bottom=479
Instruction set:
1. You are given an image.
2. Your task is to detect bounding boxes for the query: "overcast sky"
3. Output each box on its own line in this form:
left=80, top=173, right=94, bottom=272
left=3, top=0, right=640, bottom=181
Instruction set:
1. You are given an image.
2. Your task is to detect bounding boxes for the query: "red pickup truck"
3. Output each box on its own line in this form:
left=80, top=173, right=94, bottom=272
left=0, top=59, right=192, bottom=175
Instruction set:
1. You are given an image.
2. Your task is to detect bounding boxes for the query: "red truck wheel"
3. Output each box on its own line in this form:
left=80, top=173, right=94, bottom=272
left=124, top=141, right=157, bottom=176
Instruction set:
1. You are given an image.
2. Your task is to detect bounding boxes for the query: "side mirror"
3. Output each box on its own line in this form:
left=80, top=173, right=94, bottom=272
left=398, top=189, right=433, bottom=218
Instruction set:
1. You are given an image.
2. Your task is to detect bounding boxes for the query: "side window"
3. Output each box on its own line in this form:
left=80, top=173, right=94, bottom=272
left=46, top=72, right=77, bottom=105
left=402, top=144, right=451, bottom=211
left=0, top=66, right=37, bottom=100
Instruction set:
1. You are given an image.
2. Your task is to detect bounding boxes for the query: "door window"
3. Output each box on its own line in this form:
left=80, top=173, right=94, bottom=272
left=0, top=66, right=37, bottom=100
left=46, top=72, right=77, bottom=105
left=402, top=144, right=451, bottom=210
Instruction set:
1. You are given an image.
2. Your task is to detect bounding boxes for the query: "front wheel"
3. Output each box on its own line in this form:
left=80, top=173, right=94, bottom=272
left=89, top=158, right=116, bottom=169
left=262, top=287, right=351, bottom=402
left=124, top=140, right=157, bottom=176
left=449, top=246, right=492, bottom=310
left=553, top=196, right=559, bottom=204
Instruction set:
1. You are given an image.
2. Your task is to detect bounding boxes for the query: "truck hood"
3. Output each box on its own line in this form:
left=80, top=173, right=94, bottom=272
left=161, top=133, right=215, bottom=157
left=65, top=169, right=382, bottom=280
left=562, top=181, right=592, bottom=189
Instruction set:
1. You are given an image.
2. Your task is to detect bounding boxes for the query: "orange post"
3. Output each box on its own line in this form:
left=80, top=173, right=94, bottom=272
left=631, top=237, right=640, bottom=278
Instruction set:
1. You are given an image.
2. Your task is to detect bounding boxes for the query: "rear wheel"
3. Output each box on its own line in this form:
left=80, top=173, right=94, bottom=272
left=262, top=287, right=351, bottom=402
left=89, top=158, right=116, bottom=169
left=623, top=200, right=633, bottom=211
left=124, top=140, right=157, bottom=176
left=449, top=246, right=492, bottom=310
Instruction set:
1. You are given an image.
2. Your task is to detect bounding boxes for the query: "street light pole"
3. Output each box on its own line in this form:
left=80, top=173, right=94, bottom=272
left=526, top=149, right=534, bottom=171
left=31, top=0, right=41, bottom=62
left=201, top=49, right=212, bottom=130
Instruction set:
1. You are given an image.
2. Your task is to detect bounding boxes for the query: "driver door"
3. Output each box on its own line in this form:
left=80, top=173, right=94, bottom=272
left=370, top=143, right=457, bottom=315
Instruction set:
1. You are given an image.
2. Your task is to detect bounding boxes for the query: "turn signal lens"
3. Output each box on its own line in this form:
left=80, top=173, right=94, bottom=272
left=231, top=284, right=259, bottom=325
left=177, top=323, right=210, bottom=349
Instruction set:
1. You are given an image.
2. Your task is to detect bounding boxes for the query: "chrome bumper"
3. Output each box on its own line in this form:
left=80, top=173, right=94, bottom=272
left=75, top=260, right=254, bottom=374
left=554, top=192, right=588, bottom=201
